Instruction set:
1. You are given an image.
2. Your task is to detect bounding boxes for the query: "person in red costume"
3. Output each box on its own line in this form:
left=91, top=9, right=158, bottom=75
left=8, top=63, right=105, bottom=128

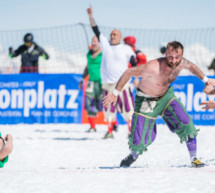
left=124, top=36, right=147, bottom=88
left=124, top=36, right=147, bottom=67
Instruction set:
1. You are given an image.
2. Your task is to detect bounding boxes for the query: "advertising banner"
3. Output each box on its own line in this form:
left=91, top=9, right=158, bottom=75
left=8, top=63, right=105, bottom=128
left=0, top=74, right=83, bottom=124
left=0, top=74, right=214, bottom=125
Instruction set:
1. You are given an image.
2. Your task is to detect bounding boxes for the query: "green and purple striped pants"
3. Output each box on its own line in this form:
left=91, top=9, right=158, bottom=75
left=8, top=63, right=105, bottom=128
left=129, top=87, right=198, bottom=154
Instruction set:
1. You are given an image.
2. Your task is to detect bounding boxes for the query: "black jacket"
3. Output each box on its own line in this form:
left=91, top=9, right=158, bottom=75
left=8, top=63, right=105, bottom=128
left=10, top=43, right=49, bottom=73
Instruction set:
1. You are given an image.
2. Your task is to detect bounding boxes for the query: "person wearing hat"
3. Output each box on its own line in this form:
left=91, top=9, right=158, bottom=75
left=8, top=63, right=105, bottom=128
left=0, top=132, right=13, bottom=168
left=124, top=36, right=147, bottom=67
left=9, top=33, right=49, bottom=73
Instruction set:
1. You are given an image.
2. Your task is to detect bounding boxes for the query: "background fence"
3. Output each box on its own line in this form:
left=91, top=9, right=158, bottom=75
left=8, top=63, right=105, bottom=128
left=0, top=23, right=215, bottom=75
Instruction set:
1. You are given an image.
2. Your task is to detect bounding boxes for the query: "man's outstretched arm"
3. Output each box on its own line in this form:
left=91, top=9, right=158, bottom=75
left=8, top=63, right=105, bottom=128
left=182, top=58, right=215, bottom=94
left=115, top=64, right=145, bottom=91
left=87, top=5, right=100, bottom=39
left=87, top=5, right=96, bottom=27
left=103, top=65, right=145, bottom=107
left=182, top=58, right=205, bottom=80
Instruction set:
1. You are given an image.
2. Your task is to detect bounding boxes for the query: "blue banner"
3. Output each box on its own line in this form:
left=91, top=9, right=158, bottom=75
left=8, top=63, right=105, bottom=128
left=0, top=74, right=214, bottom=125
left=0, top=74, right=83, bottom=124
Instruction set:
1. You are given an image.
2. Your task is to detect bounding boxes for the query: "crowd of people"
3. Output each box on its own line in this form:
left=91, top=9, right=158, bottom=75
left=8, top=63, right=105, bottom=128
left=1, top=5, right=215, bottom=169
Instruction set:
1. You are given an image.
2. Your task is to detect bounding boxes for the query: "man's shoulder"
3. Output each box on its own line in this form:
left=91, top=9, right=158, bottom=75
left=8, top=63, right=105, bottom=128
left=143, top=57, right=165, bottom=67
left=120, top=44, right=131, bottom=49
left=17, top=44, right=27, bottom=51
left=33, top=43, right=41, bottom=50
left=118, top=44, right=135, bottom=54
left=99, top=34, right=108, bottom=41
left=151, top=57, right=165, bottom=64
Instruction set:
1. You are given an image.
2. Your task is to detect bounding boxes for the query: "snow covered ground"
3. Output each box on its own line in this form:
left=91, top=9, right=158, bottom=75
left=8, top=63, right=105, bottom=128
left=0, top=123, right=215, bottom=193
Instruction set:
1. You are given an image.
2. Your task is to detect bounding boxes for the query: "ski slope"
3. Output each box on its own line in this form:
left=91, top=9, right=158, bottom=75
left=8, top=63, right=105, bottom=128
left=0, top=124, right=215, bottom=193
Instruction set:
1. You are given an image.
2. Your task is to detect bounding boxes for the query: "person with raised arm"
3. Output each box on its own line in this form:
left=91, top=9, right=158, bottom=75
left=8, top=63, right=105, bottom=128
left=87, top=5, right=137, bottom=139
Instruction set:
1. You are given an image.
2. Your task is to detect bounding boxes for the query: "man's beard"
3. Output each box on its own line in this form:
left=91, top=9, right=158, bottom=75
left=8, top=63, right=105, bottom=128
left=166, top=58, right=181, bottom=69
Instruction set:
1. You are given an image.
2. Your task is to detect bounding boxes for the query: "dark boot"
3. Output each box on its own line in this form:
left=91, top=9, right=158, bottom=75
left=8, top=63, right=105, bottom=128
left=120, top=154, right=138, bottom=167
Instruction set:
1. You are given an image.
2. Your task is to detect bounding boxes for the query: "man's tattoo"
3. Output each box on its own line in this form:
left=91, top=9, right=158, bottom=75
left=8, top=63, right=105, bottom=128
left=90, top=17, right=96, bottom=26
left=169, top=70, right=180, bottom=82
left=183, top=58, right=203, bottom=77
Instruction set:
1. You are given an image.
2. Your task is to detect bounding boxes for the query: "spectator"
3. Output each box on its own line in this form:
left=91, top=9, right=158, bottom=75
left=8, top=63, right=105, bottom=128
left=124, top=36, right=147, bottom=67
left=9, top=33, right=49, bottom=73
left=0, top=133, right=13, bottom=168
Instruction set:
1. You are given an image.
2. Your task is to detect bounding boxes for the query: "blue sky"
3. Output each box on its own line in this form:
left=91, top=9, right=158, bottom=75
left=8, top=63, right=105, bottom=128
left=0, top=0, right=214, bottom=30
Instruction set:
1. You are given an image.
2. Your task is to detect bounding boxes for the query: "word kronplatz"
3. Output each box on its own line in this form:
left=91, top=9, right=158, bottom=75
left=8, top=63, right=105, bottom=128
left=0, top=81, right=79, bottom=117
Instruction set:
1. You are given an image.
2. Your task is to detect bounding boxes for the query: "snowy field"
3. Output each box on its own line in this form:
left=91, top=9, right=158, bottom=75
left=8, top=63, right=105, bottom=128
left=0, top=123, right=215, bottom=193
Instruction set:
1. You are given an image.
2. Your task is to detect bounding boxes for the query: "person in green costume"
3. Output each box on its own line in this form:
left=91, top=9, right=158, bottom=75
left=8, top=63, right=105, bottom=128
left=79, top=36, right=103, bottom=132
left=103, top=41, right=211, bottom=168
left=0, top=132, right=13, bottom=168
